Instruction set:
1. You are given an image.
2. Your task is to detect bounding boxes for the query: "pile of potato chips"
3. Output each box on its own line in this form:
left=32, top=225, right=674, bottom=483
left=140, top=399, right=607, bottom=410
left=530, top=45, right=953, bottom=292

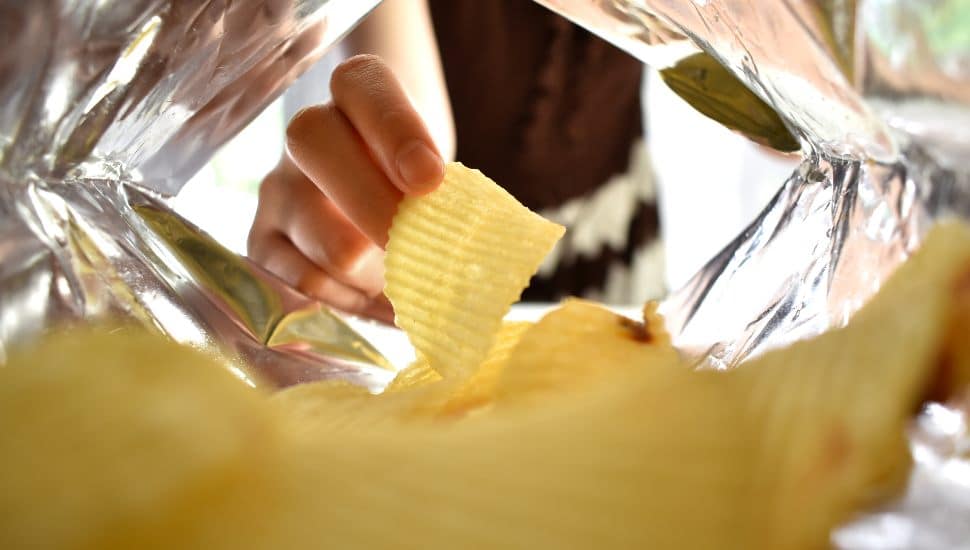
left=1, top=164, right=968, bottom=549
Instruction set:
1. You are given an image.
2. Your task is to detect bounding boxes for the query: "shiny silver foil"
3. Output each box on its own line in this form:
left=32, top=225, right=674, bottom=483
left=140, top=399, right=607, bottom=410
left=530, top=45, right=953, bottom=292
left=0, top=0, right=394, bottom=390
left=538, top=0, right=970, bottom=547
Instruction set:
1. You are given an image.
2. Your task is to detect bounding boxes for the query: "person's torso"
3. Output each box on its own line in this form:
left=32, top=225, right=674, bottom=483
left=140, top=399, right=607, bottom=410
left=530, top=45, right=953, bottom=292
left=429, top=0, right=664, bottom=302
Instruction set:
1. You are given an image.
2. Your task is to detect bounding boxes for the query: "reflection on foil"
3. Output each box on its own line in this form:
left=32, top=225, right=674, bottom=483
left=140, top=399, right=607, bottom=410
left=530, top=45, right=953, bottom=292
left=528, top=0, right=802, bottom=151
left=660, top=146, right=937, bottom=370
left=268, top=304, right=391, bottom=370
left=0, top=0, right=392, bottom=391
left=536, top=0, right=970, bottom=547
left=539, top=0, right=896, bottom=158
left=136, top=204, right=390, bottom=370
left=659, top=53, right=800, bottom=152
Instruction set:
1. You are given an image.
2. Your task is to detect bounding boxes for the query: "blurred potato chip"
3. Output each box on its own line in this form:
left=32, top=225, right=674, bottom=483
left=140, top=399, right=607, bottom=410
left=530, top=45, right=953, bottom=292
left=0, top=328, right=289, bottom=550
left=271, top=379, right=381, bottom=433
left=934, top=263, right=970, bottom=400
left=384, top=356, right=442, bottom=392
left=495, top=299, right=681, bottom=404
left=286, top=321, right=535, bottom=425
left=384, top=162, right=564, bottom=379
left=281, top=222, right=970, bottom=550
left=6, top=152, right=970, bottom=550
left=439, top=320, right=533, bottom=416
left=722, top=221, right=970, bottom=547
left=288, top=357, right=752, bottom=549
left=273, top=374, right=459, bottom=431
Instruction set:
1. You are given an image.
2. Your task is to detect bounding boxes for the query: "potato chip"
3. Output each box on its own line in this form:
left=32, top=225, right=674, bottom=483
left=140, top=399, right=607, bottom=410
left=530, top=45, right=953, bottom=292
left=0, top=328, right=287, bottom=550
left=439, top=321, right=532, bottom=416
left=288, top=366, right=753, bottom=549
left=275, top=361, right=462, bottom=430
left=271, top=379, right=380, bottom=434
left=933, top=262, right=970, bottom=401
left=384, top=356, right=442, bottom=392
left=720, top=221, right=970, bottom=547
left=495, top=298, right=681, bottom=404
left=273, top=319, right=535, bottom=430
left=280, top=222, right=970, bottom=550
left=384, top=162, right=564, bottom=379
left=9, top=157, right=970, bottom=550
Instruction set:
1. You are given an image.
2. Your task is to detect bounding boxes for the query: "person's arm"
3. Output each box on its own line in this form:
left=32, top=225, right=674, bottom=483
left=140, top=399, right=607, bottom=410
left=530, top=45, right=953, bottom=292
left=345, top=0, right=455, bottom=161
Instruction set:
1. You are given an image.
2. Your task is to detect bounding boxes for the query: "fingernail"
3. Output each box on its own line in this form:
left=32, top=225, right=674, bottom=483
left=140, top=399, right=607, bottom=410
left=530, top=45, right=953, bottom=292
left=396, top=140, right=443, bottom=193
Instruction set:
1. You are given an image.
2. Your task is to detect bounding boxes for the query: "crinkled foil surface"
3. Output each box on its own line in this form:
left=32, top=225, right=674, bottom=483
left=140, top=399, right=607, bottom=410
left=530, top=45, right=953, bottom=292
left=0, top=0, right=393, bottom=390
left=538, top=0, right=970, bottom=547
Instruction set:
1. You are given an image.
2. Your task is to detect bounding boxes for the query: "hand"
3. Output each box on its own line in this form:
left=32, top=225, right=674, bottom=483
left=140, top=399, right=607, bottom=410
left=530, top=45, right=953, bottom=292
left=248, top=55, right=445, bottom=323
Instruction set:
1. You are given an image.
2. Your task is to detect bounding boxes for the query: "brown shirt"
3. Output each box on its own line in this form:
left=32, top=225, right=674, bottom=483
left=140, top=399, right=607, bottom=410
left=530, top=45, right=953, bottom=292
left=429, top=0, right=662, bottom=301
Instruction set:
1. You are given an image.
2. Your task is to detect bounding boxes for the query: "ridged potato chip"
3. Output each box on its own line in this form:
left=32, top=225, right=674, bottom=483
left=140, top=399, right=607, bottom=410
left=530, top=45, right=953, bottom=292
left=384, top=356, right=442, bottom=392
left=384, top=162, right=564, bottom=379
left=299, top=321, right=534, bottom=423
left=439, top=320, right=533, bottom=416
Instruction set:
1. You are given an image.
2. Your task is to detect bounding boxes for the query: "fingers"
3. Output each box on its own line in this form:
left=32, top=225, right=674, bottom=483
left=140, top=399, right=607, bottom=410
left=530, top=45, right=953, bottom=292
left=329, top=54, right=444, bottom=194
left=282, top=178, right=386, bottom=297
left=251, top=163, right=385, bottom=295
left=286, top=55, right=444, bottom=245
left=286, top=103, right=402, bottom=246
left=258, top=54, right=441, bottom=322
left=359, top=294, right=395, bottom=326
left=251, top=232, right=392, bottom=324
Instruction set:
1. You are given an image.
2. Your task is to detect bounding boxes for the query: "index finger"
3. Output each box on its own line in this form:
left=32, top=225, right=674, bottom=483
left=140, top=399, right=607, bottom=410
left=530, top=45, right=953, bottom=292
left=330, top=54, right=444, bottom=195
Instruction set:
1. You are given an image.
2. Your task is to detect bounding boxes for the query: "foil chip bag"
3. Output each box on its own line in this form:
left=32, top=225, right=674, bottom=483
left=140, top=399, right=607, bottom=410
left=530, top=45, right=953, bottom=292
left=0, top=0, right=394, bottom=390
left=2, top=0, right=969, bottom=547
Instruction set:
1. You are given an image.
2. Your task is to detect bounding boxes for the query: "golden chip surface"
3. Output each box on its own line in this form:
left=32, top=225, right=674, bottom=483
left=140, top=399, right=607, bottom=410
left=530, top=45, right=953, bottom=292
left=384, top=162, right=564, bottom=379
